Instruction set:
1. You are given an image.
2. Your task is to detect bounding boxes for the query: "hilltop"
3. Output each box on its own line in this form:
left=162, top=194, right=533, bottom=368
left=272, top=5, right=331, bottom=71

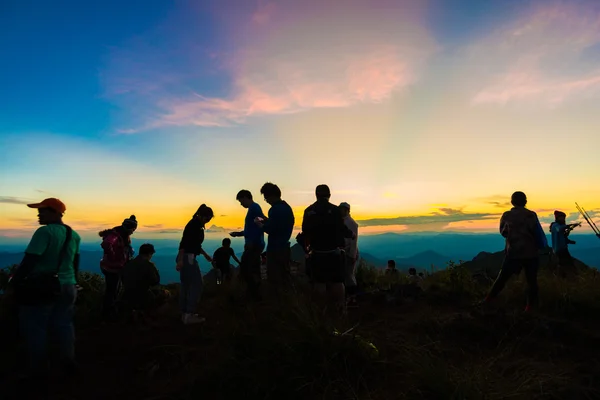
left=1, top=252, right=600, bottom=399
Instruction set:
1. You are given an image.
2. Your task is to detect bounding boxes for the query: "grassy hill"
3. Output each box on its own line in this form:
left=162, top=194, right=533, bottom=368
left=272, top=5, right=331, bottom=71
left=2, top=254, right=600, bottom=399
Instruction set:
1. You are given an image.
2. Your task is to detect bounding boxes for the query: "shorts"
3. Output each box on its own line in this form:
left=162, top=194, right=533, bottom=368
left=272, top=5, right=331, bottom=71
left=308, top=250, right=345, bottom=284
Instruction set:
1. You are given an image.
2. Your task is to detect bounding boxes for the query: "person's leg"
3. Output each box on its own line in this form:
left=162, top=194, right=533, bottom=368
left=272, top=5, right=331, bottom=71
left=102, top=270, right=119, bottom=319
left=19, top=303, right=53, bottom=376
left=185, top=259, right=203, bottom=314
left=523, top=258, right=539, bottom=310
left=329, top=252, right=346, bottom=313
left=344, top=256, right=358, bottom=306
left=50, top=284, right=77, bottom=371
left=485, top=258, right=518, bottom=301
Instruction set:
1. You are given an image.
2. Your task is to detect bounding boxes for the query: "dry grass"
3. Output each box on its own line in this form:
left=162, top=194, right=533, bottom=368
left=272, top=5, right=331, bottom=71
left=1, top=260, right=600, bottom=400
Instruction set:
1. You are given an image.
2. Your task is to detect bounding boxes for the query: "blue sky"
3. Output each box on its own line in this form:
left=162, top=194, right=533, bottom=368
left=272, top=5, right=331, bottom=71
left=2, top=0, right=600, bottom=241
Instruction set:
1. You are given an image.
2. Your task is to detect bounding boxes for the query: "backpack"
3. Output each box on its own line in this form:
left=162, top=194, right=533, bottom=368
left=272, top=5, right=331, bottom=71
left=100, top=230, right=128, bottom=271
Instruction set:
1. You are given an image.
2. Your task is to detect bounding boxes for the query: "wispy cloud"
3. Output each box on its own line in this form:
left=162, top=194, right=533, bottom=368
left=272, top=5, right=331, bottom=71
left=142, top=224, right=164, bottom=229
left=356, top=208, right=498, bottom=227
left=470, top=2, right=600, bottom=106
left=0, top=196, right=30, bottom=205
left=105, top=0, right=437, bottom=132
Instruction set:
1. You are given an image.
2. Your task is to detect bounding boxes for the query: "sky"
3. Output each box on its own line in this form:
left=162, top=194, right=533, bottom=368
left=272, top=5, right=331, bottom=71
left=1, top=0, right=600, bottom=242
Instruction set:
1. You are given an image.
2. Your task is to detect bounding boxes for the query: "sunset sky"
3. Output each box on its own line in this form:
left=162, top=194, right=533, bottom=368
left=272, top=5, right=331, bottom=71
left=1, top=0, right=600, bottom=241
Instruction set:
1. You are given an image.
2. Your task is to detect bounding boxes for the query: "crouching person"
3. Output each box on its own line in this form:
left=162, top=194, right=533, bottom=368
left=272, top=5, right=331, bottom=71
left=122, top=244, right=165, bottom=323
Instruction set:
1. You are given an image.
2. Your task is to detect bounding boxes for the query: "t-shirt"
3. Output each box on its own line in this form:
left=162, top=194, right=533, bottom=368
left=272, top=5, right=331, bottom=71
left=179, top=218, right=205, bottom=255
left=213, top=246, right=235, bottom=268
left=244, top=202, right=265, bottom=249
left=302, top=200, right=349, bottom=251
left=551, top=223, right=569, bottom=252
left=343, top=216, right=359, bottom=258
left=263, top=200, right=295, bottom=251
left=25, top=224, right=81, bottom=285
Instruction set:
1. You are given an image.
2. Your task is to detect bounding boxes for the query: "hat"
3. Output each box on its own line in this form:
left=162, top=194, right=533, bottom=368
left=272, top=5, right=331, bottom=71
left=554, top=210, right=566, bottom=217
left=122, top=215, right=138, bottom=230
left=339, top=202, right=350, bottom=210
left=27, top=198, right=66, bottom=214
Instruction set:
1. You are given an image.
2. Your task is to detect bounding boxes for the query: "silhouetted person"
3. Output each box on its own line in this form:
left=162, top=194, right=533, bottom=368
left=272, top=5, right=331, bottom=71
left=212, top=238, right=240, bottom=284
left=230, top=190, right=265, bottom=300
left=11, top=198, right=80, bottom=379
left=122, top=243, right=163, bottom=319
left=302, top=184, right=354, bottom=313
left=550, top=210, right=579, bottom=277
left=407, top=267, right=423, bottom=284
left=339, top=202, right=359, bottom=307
left=483, top=191, right=547, bottom=312
left=99, top=215, right=137, bottom=321
left=256, top=182, right=295, bottom=293
left=385, top=260, right=398, bottom=276
left=176, top=204, right=214, bottom=324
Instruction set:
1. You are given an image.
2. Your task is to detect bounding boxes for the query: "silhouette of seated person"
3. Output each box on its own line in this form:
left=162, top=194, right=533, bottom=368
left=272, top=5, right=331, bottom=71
left=407, top=268, right=423, bottom=285
left=122, top=243, right=165, bottom=320
left=385, top=260, right=399, bottom=276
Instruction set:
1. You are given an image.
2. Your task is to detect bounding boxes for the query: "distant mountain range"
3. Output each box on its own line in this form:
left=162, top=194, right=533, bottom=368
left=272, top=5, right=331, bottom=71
left=2, top=232, right=599, bottom=283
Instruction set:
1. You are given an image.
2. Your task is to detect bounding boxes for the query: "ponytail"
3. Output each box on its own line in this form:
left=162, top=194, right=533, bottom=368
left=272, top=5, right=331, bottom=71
left=194, top=204, right=214, bottom=219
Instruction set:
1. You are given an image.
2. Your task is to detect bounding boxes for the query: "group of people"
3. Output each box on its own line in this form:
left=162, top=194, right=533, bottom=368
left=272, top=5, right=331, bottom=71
left=7, top=188, right=589, bottom=380
left=481, top=191, right=583, bottom=312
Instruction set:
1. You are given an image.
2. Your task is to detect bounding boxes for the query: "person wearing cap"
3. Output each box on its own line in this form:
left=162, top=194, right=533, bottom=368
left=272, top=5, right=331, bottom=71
left=482, top=191, right=547, bottom=312
left=550, top=210, right=579, bottom=277
left=11, top=198, right=81, bottom=378
left=339, top=202, right=359, bottom=307
left=255, top=182, right=295, bottom=293
left=301, top=185, right=355, bottom=313
left=121, top=243, right=162, bottom=316
left=98, top=215, right=138, bottom=320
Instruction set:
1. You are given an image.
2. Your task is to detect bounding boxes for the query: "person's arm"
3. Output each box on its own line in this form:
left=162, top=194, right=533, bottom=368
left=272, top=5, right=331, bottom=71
left=230, top=248, right=241, bottom=264
left=74, top=236, right=81, bottom=279
left=13, top=228, right=50, bottom=281
left=533, top=214, right=548, bottom=249
left=149, top=264, right=160, bottom=286
left=499, top=213, right=508, bottom=237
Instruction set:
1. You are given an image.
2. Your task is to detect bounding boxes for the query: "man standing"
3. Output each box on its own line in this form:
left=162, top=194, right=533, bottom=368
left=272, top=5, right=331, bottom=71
left=255, top=182, right=295, bottom=292
left=11, top=198, right=81, bottom=379
left=550, top=210, right=580, bottom=277
left=301, top=185, right=354, bottom=313
left=482, top=191, right=547, bottom=312
left=339, top=202, right=359, bottom=307
left=230, top=190, right=265, bottom=300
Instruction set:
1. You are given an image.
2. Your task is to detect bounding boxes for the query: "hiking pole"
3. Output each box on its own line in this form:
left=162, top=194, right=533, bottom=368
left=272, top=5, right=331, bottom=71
left=575, top=202, right=600, bottom=237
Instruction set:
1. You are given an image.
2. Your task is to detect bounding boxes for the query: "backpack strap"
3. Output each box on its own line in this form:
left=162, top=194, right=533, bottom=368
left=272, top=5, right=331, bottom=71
left=55, top=225, right=73, bottom=275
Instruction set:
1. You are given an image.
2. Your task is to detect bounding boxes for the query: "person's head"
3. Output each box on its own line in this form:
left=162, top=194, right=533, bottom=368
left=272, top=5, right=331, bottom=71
left=260, top=182, right=282, bottom=205
left=236, top=190, right=254, bottom=208
left=387, top=260, right=396, bottom=269
left=194, top=204, right=214, bottom=224
left=554, top=210, right=566, bottom=224
left=139, top=243, right=155, bottom=260
left=27, top=198, right=66, bottom=225
left=418, top=272, right=424, bottom=277
left=222, top=238, right=231, bottom=247
left=339, top=202, right=351, bottom=218
left=409, top=268, right=417, bottom=276
left=510, top=191, right=527, bottom=207
left=121, top=215, right=138, bottom=235
left=315, top=184, right=331, bottom=201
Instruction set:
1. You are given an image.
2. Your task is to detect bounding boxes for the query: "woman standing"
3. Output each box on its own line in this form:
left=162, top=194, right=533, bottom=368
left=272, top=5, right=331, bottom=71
left=176, top=204, right=213, bottom=324
left=99, top=215, right=138, bottom=320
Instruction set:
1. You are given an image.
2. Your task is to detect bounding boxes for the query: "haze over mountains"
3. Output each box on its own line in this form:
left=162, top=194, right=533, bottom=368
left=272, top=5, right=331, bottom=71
left=2, top=232, right=599, bottom=284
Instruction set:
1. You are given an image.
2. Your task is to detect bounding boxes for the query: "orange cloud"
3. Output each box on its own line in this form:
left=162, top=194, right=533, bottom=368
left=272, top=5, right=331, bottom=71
left=106, top=0, right=437, bottom=132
